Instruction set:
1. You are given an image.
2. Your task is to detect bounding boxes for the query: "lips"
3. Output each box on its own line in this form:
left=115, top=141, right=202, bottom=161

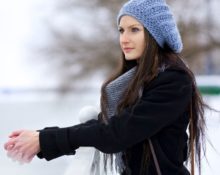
left=123, top=47, right=134, bottom=53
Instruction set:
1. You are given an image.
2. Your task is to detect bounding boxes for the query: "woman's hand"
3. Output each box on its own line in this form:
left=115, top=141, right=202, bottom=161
left=4, top=130, right=40, bottom=163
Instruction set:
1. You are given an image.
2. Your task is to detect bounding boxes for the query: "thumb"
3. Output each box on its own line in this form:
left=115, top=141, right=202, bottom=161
left=4, top=137, right=16, bottom=150
left=9, top=130, right=24, bottom=138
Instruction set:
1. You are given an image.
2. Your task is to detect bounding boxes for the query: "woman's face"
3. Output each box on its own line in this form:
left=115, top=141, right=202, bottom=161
left=119, top=15, right=146, bottom=61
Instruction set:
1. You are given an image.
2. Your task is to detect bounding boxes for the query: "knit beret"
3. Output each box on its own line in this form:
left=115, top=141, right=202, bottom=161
left=117, top=0, right=183, bottom=53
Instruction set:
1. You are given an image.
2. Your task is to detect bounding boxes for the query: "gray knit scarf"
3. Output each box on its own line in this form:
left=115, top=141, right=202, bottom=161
left=90, top=64, right=167, bottom=174
left=90, top=66, right=136, bottom=175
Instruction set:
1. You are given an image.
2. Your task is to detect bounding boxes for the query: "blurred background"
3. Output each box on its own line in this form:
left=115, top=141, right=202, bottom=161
left=0, top=0, right=220, bottom=174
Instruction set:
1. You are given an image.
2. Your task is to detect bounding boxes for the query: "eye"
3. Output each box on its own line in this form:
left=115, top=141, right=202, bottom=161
left=131, top=27, right=140, bottom=33
left=118, top=27, right=124, bottom=34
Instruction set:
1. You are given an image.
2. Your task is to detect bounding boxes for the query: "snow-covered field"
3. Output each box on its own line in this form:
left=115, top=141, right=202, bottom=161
left=0, top=89, right=100, bottom=175
left=1, top=0, right=220, bottom=174
left=0, top=91, right=219, bottom=175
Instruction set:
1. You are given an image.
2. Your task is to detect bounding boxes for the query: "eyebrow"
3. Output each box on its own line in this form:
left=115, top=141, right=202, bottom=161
left=119, top=24, right=142, bottom=28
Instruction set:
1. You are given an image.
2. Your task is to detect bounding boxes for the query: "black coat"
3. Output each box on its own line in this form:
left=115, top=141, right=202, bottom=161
left=37, top=68, right=192, bottom=175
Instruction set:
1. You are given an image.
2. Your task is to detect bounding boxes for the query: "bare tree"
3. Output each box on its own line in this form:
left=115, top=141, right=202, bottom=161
left=168, top=0, right=220, bottom=73
left=30, top=0, right=220, bottom=91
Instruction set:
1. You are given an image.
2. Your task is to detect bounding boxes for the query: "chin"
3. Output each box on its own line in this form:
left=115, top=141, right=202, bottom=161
left=124, top=53, right=140, bottom=60
left=125, top=57, right=138, bottom=61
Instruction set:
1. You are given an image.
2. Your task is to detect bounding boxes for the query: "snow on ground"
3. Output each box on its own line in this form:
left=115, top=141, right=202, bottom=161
left=63, top=96, right=220, bottom=175
left=200, top=96, right=220, bottom=175
left=196, top=75, right=220, bottom=86
left=1, top=93, right=219, bottom=175
left=0, top=74, right=219, bottom=175
left=0, top=75, right=220, bottom=175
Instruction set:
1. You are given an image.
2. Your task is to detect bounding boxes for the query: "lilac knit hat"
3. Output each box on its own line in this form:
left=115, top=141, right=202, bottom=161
left=117, top=0, right=183, bottom=53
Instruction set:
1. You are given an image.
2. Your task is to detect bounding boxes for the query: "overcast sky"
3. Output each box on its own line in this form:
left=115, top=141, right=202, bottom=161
left=0, top=0, right=36, bottom=88
left=0, top=0, right=219, bottom=89
left=0, top=0, right=57, bottom=89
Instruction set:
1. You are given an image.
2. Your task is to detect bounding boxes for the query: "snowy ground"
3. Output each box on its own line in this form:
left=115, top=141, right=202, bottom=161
left=0, top=91, right=219, bottom=175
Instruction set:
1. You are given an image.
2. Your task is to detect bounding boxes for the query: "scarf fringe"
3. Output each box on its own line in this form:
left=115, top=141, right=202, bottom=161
left=90, top=65, right=167, bottom=174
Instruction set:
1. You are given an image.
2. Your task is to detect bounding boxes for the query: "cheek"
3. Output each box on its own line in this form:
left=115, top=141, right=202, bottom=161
left=138, top=38, right=146, bottom=54
left=119, top=37, right=123, bottom=48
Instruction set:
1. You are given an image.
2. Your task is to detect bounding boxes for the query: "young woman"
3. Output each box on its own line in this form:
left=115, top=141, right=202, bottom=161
left=4, top=0, right=207, bottom=174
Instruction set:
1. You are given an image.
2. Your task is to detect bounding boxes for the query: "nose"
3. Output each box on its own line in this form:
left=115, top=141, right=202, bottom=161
left=120, top=31, right=130, bottom=44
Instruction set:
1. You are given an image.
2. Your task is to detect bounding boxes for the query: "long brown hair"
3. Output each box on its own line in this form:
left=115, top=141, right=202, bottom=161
left=100, top=29, right=207, bottom=175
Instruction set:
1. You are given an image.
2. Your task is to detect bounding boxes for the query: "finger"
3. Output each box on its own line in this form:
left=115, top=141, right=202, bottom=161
left=8, top=149, right=25, bottom=164
left=4, top=142, right=10, bottom=150
left=7, top=149, right=19, bottom=159
left=16, top=149, right=34, bottom=164
left=14, top=152, right=24, bottom=162
left=22, top=154, right=34, bottom=163
left=4, top=139, right=16, bottom=150
left=7, top=141, right=22, bottom=157
left=7, top=150, right=13, bottom=158
left=9, top=130, right=24, bottom=138
left=19, top=148, right=34, bottom=163
left=4, top=143, right=14, bottom=151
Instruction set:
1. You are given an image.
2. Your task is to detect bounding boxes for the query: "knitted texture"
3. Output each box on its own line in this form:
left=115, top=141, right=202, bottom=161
left=117, top=0, right=183, bottom=53
left=90, top=65, right=168, bottom=174
left=105, top=67, right=136, bottom=117
left=91, top=67, right=137, bottom=175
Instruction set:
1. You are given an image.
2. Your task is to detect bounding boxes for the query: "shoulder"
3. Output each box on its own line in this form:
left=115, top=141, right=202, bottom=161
left=144, top=68, right=192, bottom=92
left=160, top=68, right=191, bottom=83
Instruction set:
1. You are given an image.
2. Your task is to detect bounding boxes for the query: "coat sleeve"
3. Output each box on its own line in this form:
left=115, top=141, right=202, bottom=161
left=38, top=70, right=192, bottom=160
